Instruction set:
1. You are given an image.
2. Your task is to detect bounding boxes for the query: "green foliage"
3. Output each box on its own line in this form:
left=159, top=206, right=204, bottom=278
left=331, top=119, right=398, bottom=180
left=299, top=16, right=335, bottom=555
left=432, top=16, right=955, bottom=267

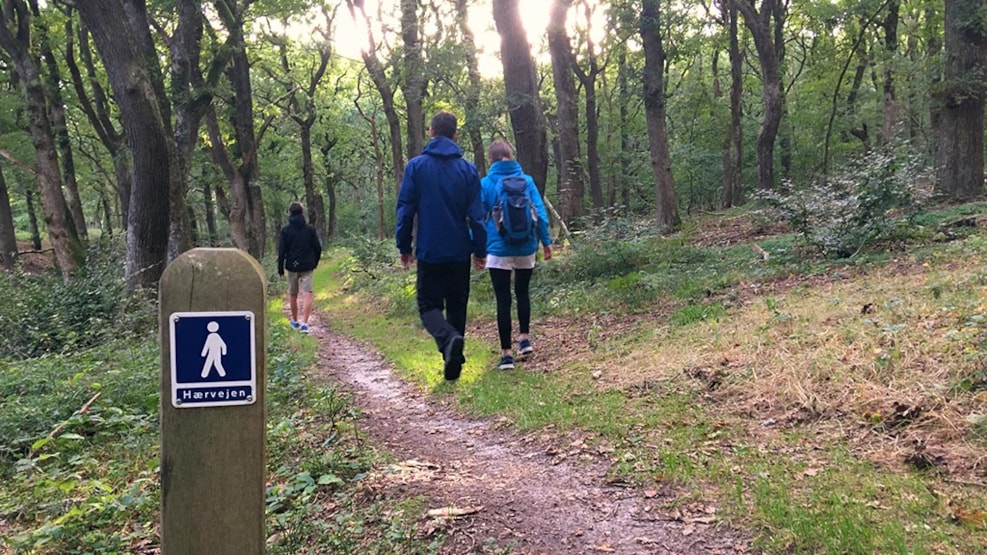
left=0, top=291, right=427, bottom=553
left=0, top=339, right=159, bottom=554
left=670, top=302, right=727, bottom=326
left=0, top=237, right=155, bottom=361
left=757, top=146, right=933, bottom=258
left=334, top=239, right=415, bottom=316
left=345, top=236, right=396, bottom=280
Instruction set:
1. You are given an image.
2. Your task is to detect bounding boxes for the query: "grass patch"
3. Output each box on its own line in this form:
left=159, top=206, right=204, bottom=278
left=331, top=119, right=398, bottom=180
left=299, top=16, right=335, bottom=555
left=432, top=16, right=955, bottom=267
left=324, top=206, right=987, bottom=554
left=0, top=291, right=436, bottom=554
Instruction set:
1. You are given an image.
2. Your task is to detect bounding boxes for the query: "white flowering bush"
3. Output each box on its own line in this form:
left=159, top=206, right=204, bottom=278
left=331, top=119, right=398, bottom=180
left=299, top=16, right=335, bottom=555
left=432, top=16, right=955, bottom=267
left=757, top=147, right=933, bottom=258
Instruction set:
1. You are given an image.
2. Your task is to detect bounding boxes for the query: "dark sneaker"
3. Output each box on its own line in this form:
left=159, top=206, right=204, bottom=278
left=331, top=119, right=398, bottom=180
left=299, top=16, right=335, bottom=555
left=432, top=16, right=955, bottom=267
left=299, top=323, right=310, bottom=333
left=290, top=320, right=300, bottom=330
left=498, top=355, right=515, bottom=370
left=443, top=335, right=464, bottom=381
left=518, top=338, right=534, bottom=356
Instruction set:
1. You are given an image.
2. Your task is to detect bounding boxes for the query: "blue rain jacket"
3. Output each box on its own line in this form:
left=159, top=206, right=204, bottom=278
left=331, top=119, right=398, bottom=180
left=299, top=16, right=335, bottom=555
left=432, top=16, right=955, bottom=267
left=481, top=160, right=552, bottom=257
left=396, top=136, right=487, bottom=263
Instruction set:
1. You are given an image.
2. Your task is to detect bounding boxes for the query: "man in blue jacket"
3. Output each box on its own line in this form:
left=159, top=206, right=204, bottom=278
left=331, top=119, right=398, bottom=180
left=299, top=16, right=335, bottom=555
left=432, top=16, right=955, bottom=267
left=396, top=111, right=487, bottom=381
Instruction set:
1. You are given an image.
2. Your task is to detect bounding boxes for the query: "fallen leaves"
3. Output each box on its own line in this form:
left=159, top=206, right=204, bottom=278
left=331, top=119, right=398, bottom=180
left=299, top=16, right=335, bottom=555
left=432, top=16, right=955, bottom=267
left=951, top=507, right=987, bottom=525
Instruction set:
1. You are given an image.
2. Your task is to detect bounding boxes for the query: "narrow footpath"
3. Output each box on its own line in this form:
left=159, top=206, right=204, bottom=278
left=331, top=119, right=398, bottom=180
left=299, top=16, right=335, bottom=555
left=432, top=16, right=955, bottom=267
left=307, top=313, right=749, bottom=554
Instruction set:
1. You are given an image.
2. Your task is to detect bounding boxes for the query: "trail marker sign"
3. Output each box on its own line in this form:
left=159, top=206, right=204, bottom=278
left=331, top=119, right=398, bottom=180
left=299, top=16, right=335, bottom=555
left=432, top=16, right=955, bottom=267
left=169, top=311, right=257, bottom=408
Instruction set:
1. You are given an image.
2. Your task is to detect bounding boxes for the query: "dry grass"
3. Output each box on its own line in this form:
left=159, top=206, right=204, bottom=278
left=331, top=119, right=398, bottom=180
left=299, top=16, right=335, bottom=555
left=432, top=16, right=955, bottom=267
left=583, top=254, right=987, bottom=481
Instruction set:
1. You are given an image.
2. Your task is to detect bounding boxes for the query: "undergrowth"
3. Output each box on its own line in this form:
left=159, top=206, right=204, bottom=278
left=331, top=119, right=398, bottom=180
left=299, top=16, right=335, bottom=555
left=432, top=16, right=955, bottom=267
left=330, top=202, right=987, bottom=554
left=0, top=237, right=155, bottom=361
left=0, top=257, right=436, bottom=554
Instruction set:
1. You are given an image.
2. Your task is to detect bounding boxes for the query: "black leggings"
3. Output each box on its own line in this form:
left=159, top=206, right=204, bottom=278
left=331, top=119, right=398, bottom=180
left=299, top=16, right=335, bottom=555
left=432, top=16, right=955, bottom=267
left=489, top=268, right=533, bottom=350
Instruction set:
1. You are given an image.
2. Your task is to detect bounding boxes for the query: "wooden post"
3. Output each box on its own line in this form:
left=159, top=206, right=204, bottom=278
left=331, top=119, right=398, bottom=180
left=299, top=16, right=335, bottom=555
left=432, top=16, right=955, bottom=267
left=159, top=248, right=267, bottom=554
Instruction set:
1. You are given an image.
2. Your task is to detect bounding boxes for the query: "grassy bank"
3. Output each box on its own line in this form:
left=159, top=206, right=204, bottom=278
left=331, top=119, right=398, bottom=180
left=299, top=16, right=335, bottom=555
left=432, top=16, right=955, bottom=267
left=318, top=207, right=987, bottom=554
left=0, top=293, right=437, bottom=554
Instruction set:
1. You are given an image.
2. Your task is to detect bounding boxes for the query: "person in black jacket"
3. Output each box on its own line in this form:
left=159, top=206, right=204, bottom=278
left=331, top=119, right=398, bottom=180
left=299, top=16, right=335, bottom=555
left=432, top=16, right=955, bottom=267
left=277, top=202, right=322, bottom=333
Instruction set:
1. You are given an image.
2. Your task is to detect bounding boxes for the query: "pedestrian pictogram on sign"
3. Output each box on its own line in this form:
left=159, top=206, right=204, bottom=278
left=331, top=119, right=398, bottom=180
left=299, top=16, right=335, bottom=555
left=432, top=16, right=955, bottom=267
left=169, top=311, right=257, bottom=408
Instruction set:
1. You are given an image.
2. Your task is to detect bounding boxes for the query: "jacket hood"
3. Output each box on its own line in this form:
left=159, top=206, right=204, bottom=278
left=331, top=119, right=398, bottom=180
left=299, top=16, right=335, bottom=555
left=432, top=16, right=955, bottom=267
left=487, top=159, right=523, bottom=178
left=422, top=136, right=463, bottom=159
left=288, top=213, right=307, bottom=228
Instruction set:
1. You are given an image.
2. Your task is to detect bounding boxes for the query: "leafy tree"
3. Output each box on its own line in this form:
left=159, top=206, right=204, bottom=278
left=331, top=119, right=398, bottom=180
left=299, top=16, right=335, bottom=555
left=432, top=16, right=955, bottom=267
left=493, top=0, right=549, bottom=194
left=0, top=0, right=85, bottom=279
left=736, top=0, right=788, bottom=191
left=548, top=0, right=585, bottom=222
left=76, top=0, right=173, bottom=292
left=640, top=0, right=680, bottom=231
left=936, top=0, right=987, bottom=200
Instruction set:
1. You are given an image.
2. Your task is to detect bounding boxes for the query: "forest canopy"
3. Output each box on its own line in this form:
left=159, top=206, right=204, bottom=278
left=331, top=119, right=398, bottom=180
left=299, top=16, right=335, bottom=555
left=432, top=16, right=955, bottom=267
left=0, top=0, right=983, bottom=290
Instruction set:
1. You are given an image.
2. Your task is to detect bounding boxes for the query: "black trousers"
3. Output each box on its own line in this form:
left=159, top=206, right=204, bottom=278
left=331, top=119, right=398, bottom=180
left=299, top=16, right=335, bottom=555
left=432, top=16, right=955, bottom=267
left=489, top=267, right=533, bottom=350
left=416, top=259, right=471, bottom=355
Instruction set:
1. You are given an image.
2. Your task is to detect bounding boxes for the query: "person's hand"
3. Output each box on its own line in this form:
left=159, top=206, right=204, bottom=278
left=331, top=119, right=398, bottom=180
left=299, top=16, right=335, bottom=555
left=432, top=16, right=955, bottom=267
left=278, top=273, right=285, bottom=280
left=400, top=253, right=415, bottom=269
left=473, top=256, right=486, bottom=270
left=543, top=245, right=553, bottom=261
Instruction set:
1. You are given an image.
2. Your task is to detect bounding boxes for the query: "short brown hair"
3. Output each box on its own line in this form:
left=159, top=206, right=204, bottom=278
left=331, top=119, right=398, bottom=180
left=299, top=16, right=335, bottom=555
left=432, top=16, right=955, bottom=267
left=430, top=111, right=458, bottom=138
left=488, top=140, right=514, bottom=162
left=289, top=202, right=304, bottom=215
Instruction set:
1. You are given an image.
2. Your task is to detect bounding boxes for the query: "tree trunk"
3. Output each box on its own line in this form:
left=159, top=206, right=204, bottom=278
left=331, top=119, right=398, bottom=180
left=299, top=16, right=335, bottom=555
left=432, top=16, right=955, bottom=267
left=881, top=0, right=900, bottom=145
left=640, top=0, right=679, bottom=231
left=573, top=0, right=604, bottom=216
left=25, top=187, right=41, bottom=250
left=937, top=0, right=987, bottom=200
left=454, top=0, right=487, bottom=174
left=493, top=0, right=549, bottom=193
left=30, top=0, right=88, bottom=244
left=0, top=165, right=17, bottom=271
left=401, top=0, right=426, bottom=161
left=0, top=0, right=84, bottom=280
left=170, top=0, right=225, bottom=258
left=279, top=36, right=331, bottom=245
left=66, top=12, right=131, bottom=231
left=548, top=0, right=584, bottom=223
left=98, top=186, right=114, bottom=238
left=215, top=0, right=265, bottom=258
left=348, top=0, right=404, bottom=186
left=76, top=0, right=173, bottom=291
left=202, top=179, right=217, bottom=246
left=735, top=0, right=786, bottom=191
left=721, top=0, right=744, bottom=208
left=300, top=123, right=327, bottom=245
left=320, top=136, right=340, bottom=239
left=204, top=107, right=250, bottom=251
left=927, top=3, right=944, bottom=171
left=618, top=47, right=631, bottom=212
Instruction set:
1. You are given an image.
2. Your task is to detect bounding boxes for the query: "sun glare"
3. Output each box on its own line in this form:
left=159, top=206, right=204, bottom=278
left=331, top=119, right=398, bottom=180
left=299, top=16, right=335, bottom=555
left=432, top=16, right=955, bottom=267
left=274, top=0, right=606, bottom=78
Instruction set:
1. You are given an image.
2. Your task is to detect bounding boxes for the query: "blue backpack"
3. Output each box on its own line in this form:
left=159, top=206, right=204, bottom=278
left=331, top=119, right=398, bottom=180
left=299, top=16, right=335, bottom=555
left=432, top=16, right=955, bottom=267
left=492, top=176, right=537, bottom=245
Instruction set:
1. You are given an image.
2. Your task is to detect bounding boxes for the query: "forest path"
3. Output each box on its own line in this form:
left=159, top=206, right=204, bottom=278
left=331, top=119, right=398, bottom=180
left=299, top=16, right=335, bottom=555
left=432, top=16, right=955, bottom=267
left=305, top=312, right=748, bottom=554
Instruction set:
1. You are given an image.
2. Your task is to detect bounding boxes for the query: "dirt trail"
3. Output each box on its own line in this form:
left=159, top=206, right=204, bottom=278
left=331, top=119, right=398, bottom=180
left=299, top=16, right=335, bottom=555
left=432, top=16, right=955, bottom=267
left=307, top=314, right=748, bottom=554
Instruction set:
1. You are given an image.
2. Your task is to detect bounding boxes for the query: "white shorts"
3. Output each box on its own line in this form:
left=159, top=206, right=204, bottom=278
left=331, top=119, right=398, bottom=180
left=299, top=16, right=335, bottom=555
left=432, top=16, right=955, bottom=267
left=486, top=253, right=536, bottom=271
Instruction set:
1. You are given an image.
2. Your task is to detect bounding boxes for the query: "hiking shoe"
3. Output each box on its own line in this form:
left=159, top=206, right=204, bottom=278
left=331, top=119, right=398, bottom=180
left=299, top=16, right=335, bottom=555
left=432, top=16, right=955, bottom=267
left=498, top=355, right=515, bottom=370
left=443, top=335, right=464, bottom=381
left=518, top=338, right=534, bottom=356
left=289, top=320, right=300, bottom=330
left=299, top=323, right=310, bottom=334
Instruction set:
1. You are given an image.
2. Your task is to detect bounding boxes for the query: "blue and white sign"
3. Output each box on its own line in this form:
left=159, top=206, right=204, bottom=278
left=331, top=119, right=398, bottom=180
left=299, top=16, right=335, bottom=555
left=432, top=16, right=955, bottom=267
left=169, top=311, right=257, bottom=408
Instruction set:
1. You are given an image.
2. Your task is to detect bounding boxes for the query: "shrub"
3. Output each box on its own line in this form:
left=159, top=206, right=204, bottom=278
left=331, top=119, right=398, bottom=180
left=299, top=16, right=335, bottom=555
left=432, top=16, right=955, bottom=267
left=757, top=145, right=932, bottom=258
left=0, top=237, right=155, bottom=361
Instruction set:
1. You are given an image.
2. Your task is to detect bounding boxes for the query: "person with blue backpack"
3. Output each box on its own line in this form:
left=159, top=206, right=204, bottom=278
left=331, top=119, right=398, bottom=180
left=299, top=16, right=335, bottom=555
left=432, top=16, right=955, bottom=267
left=396, top=111, right=487, bottom=381
left=481, top=140, right=553, bottom=370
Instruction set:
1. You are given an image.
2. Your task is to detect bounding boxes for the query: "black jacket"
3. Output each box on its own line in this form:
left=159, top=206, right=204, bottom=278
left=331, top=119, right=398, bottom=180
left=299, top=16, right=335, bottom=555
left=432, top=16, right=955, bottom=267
left=277, top=214, right=322, bottom=275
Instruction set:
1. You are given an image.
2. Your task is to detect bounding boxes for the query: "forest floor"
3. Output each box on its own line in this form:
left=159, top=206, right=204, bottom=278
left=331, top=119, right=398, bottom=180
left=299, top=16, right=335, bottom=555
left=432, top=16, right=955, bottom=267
left=297, top=213, right=777, bottom=554
left=305, top=313, right=752, bottom=554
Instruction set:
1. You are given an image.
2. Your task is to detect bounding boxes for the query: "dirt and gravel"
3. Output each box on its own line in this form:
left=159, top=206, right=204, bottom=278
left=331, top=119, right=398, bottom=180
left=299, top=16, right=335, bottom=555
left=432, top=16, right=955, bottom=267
left=306, top=314, right=750, bottom=554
